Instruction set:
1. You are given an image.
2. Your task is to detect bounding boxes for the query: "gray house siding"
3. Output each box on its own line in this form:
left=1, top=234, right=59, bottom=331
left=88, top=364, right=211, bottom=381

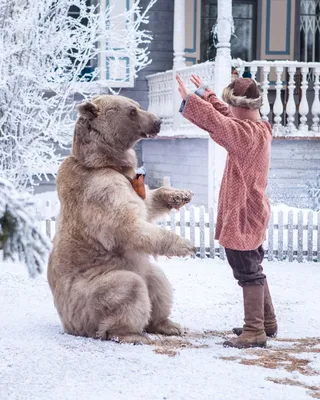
left=142, top=137, right=320, bottom=209
left=142, top=138, right=209, bottom=206
left=268, top=139, right=320, bottom=209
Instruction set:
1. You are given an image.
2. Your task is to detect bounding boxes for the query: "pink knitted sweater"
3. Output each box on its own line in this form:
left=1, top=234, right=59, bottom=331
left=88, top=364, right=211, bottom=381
left=181, top=89, right=272, bottom=251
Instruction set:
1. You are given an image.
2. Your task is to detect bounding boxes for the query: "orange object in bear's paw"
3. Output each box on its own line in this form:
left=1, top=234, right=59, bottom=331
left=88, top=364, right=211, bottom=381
left=131, top=175, right=146, bottom=200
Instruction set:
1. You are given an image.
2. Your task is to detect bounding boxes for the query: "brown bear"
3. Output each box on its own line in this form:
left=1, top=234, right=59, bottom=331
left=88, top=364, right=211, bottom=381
left=47, top=94, right=195, bottom=344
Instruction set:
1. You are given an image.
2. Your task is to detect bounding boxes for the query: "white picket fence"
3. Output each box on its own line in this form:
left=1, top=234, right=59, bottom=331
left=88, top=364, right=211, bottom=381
left=37, top=205, right=320, bottom=263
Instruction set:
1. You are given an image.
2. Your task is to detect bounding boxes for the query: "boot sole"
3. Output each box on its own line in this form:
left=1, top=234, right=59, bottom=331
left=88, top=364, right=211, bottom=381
left=223, top=340, right=267, bottom=349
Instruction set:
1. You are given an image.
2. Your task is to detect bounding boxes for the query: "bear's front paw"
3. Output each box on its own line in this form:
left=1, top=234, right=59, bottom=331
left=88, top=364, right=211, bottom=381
left=167, top=237, right=196, bottom=258
left=167, top=189, right=193, bottom=210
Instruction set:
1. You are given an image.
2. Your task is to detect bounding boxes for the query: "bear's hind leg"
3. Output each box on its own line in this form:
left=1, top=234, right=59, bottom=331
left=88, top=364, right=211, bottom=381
left=145, top=265, right=183, bottom=336
left=95, top=270, right=151, bottom=344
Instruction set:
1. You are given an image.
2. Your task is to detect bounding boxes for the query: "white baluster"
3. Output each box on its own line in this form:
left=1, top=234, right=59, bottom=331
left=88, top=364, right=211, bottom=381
left=160, top=76, right=166, bottom=119
left=166, top=78, right=171, bottom=123
left=299, top=66, right=309, bottom=133
left=250, top=64, right=258, bottom=82
left=273, top=65, right=284, bottom=133
left=150, top=77, right=155, bottom=114
left=168, top=72, right=174, bottom=126
left=260, top=65, right=271, bottom=122
left=208, top=62, right=214, bottom=88
left=158, top=77, right=162, bottom=116
left=151, top=80, right=156, bottom=114
left=311, top=66, right=320, bottom=133
left=286, top=65, right=297, bottom=132
left=154, top=77, right=159, bottom=116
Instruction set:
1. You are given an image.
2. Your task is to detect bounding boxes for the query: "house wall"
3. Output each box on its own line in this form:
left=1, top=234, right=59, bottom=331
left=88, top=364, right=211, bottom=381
left=268, top=139, right=320, bottom=209
left=142, top=137, right=320, bottom=210
left=142, top=138, right=209, bottom=206
left=260, top=0, right=298, bottom=61
left=185, top=0, right=201, bottom=65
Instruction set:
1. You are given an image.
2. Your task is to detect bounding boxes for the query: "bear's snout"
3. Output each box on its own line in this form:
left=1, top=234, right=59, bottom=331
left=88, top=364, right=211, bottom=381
left=154, top=119, right=162, bottom=132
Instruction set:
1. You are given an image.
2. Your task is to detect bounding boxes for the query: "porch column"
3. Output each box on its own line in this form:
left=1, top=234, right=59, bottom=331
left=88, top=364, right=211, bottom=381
left=172, top=0, right=186, bottom=131
left=208, top=0, right=233, bottom=208
left=173, top=0, right=186, bottom=70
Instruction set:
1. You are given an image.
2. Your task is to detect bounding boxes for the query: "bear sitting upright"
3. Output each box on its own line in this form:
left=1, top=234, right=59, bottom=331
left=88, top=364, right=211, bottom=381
left=47, top=94, right=195, bottom=344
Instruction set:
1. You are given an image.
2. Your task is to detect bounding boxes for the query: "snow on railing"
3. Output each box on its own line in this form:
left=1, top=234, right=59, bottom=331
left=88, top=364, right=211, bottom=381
left=36, top=205, right=320, bottom=263
left=147, top=59, right=320, bottom=137
left=232, top=60, right=320, bottom=137
left=147, top=61, right=215, bottom=137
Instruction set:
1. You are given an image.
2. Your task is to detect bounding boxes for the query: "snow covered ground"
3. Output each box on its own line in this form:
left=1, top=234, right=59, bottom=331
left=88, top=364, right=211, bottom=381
left=1, top=258, right=319, bottom=400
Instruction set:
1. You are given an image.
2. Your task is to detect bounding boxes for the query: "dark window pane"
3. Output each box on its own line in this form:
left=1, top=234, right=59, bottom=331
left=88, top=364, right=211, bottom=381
left=233, top=4, right=253, bottom=18
left=200, top=0, right=257, bottom=62
left=300, top=0, right=320, bottom=62
left=232, top=18, right=253, bottom=60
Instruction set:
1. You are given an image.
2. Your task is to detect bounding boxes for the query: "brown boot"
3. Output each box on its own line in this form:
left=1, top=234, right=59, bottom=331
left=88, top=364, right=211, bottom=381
left=224, top=285, right=267, bottom=349
left=232, top=280, right=277, bottom=338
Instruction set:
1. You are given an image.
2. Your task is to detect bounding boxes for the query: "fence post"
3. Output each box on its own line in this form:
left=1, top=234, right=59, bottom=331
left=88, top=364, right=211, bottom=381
left=199, top=206, right=206, bottom=259
left=268, top=212, right=274, bottom=261
left=190, top=206, right=196, bottom=257
left=160, top=217, right=166, bottom=230
left=278, top=210, right=284, bottom=261
left=180, top=207, right=186, bottom=238
left=288, top=210, right=294, bottom=262
left=307, top=211, right=313, bottom=262
left=219, top=245, right=225, bottom=260
left=317, top=212, right=320, bottom=262
left=209, top=207, right=215, bottom=259
left=163, top=176, right=171, bottom=187
left=170, top=212, right=176, bottom=233
left=46, top=220, right=51, bottom=240
left=297, top=211, right=304, bottom=263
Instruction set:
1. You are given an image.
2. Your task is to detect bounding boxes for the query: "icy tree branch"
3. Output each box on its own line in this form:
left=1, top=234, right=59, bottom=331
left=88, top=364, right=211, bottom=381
left=0, top=0, right=157, bottom=189
left=0, top=177, right=51, bottom=277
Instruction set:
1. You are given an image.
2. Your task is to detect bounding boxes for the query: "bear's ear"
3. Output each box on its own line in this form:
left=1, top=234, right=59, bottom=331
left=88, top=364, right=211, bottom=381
left=77, top=101, right=99, bottom=120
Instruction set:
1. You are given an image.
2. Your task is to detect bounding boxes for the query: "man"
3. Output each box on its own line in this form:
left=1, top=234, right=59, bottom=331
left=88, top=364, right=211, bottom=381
left=176, top=74, right=277, bottom=348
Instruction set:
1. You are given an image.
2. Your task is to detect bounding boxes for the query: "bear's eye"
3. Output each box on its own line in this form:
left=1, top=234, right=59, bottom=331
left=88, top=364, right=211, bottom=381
left=130, top=108, right=137, bottom=116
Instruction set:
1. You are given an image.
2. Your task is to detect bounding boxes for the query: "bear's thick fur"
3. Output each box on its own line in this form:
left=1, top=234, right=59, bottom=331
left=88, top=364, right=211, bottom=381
left=47, top=95, right=195, bottom=344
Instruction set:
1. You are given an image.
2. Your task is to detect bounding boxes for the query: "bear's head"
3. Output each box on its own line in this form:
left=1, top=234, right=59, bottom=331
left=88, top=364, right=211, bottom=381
left=72, top=95, right=161, bottom=170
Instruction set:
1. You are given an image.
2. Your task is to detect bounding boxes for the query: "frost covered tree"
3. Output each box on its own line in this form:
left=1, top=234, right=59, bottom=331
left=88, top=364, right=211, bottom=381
left=0, top=178, right=51, bottom=277
left=0, top=0, right=156, bottom=189
left=307, top=174, right=320, bottom=210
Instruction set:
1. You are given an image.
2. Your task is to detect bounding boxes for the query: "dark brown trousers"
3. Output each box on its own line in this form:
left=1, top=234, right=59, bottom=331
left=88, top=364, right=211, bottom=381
left=225, top=245, right=266, bottom=287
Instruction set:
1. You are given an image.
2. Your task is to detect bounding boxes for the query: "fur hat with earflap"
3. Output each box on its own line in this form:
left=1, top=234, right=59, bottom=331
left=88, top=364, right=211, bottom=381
left=222, top=78, right=263, bottom=110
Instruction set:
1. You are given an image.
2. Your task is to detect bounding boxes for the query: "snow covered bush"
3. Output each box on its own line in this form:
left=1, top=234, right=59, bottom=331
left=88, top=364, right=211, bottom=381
left=307, top=174, right=320, bottom=210
left=0, top=0, right=156, bottom=189
left=0, top=178, right=51, bottom=277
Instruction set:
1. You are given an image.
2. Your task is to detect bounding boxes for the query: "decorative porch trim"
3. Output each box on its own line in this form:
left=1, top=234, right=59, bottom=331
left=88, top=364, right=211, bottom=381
left=266, top=0, right=292, bottom=55
left=185, top=0, right=198, bottom=53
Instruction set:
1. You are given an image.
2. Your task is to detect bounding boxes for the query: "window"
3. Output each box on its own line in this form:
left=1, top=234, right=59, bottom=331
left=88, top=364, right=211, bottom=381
left=68, top=0, right=96, bottom=80
left=67, top=0, right=135, bottom=87
left=300, top=0, right=320, bottom=61
left=200, top=0, right=257, bottom=62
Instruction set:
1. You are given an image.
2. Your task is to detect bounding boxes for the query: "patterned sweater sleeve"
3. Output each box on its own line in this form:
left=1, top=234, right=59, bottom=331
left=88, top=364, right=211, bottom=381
left=195, top=85, right=232, bottom=117
left=181, top=93, right=254, bottom=155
